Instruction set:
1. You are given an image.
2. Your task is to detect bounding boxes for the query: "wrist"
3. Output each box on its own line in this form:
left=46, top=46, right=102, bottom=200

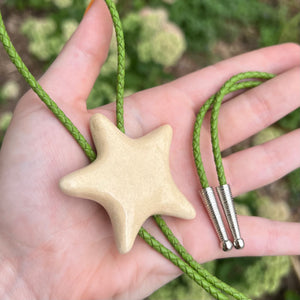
left=0, top=254, right=36, bottom=300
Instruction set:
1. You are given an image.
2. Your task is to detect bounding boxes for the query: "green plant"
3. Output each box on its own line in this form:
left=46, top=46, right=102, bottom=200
left=285, top=290, right=300, bottom=300
left=280, top=11, right=300, bottom=43
left=169, top=0, right=279, bottom=54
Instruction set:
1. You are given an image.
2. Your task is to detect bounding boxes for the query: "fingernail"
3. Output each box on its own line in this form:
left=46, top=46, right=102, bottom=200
left=84, top=0, right=95, bottom=15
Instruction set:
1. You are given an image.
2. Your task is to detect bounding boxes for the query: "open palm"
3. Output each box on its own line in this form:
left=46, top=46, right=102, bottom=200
left=0, top=1, right=299, bottom=299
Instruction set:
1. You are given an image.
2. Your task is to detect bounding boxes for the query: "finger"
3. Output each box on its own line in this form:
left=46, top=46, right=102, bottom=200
left=174, top=43, right=300, bottom=111
left=223, top=216, right=300, bottom=257
left=118, top=44, right=300, bottom=133
left=223, top=129, right=300, bottom=196
left=216, top=66, right=300, bottom=150
left=176, top=214, right=300, bottom=265
left=39, top=0, right=112, bottom=108
left=188, top=217, right=300, bottom=261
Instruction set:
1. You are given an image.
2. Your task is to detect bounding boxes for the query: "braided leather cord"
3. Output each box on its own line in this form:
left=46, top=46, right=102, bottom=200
left=153, top=215, right=251, bottom=300
left=193, top=94, right=215, bottom=188
left=104, top=0, right=125, bottom=133
left=193, top=79, right=265, bottom=188
left=210, top=72, right=275, bottom=185
left=139, top=227, right=229, bottom=300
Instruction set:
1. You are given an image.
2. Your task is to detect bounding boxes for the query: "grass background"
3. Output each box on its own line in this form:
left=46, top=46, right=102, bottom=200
left=0, top=0, right=299, bottom=299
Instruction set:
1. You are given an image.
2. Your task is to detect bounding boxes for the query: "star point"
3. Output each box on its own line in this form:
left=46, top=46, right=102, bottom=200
left=60, top=114, right=195, bottom=253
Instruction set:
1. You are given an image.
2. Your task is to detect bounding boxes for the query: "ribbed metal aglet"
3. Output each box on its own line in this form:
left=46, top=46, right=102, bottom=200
left=216, top=184, right=245, bottom=249
left=200, top=187, right=233, bottom=251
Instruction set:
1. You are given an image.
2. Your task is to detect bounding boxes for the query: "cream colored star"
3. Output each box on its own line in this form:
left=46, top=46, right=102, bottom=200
left=59, top=114, right=196, bottom=253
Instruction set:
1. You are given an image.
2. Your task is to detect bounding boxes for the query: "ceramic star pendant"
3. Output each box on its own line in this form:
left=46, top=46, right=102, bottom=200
left=60, top=114, right=196, bottom=253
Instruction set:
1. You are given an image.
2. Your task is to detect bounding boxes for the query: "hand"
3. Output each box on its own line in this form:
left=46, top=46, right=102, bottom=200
left=0, top=1, right=299, bottom=299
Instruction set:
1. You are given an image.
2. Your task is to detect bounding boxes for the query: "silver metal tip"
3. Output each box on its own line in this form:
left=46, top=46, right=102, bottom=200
left=233, top=238, right=245, bottom=249
left=222, top=240, right=233, bottom=251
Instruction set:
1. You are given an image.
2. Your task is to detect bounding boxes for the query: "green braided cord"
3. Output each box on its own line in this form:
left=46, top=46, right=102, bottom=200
left=210, top=72, right=275, bottom=185
left=193, top=80, right=263, bottom=188
left=138, top=227, right=229, bottom=300
left=0, top=12, right=96, bottom=162
left=153, top=215, right=251, bottom=300
left=104, top=0, right=125, bottom=133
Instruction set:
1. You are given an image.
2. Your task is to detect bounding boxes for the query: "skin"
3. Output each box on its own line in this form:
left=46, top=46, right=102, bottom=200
left=0, top=0, right=299, bottom=299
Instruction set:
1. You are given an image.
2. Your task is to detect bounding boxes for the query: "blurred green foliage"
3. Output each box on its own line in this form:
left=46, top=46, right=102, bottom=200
left=169, top=0, right=279, bottom=52
left=280, top=11, right=300, bottom=43
left=21, top=17, right=78, bottom=61
left=1, top=0, right=299, bottom=299
left=127, top=0, right=299, bottom=60
left=285, top=290, right=300, bottom=300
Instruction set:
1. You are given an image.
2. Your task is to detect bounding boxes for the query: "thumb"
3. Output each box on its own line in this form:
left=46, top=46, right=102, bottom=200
left=23, top=0, right=113, bottom=110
